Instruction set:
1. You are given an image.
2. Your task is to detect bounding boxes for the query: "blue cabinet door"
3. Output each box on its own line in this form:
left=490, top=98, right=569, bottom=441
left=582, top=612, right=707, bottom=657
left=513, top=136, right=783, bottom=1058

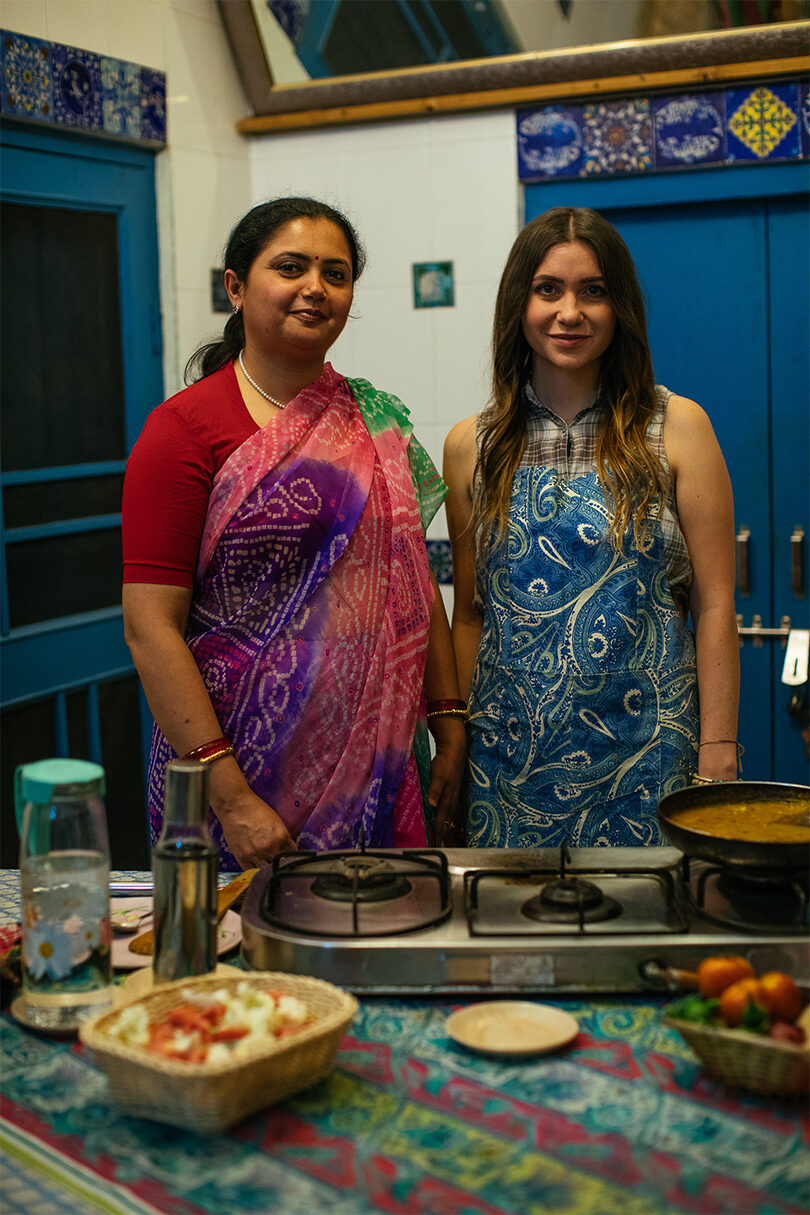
left=0, top=124, right=164, bottom=864
left=525, top=166, right=810, bottom=783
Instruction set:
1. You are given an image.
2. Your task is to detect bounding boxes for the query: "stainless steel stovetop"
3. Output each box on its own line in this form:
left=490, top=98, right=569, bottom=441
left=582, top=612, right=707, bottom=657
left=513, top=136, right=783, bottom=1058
left=240, top=846, right=810, bottom=995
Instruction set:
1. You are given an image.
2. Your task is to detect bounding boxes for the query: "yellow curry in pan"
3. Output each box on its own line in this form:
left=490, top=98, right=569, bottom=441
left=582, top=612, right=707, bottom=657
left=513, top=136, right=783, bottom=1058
left=670, top=799, right=810, bottom=844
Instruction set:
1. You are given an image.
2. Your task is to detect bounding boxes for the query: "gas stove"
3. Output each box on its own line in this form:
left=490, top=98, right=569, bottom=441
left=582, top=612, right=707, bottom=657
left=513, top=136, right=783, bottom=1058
left=240, top=846, right=810, bottom=995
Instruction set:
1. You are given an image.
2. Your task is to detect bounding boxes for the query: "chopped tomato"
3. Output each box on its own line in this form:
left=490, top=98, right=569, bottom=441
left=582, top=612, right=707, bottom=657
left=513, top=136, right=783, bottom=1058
left=168, top=1003, right=224, bottom=1033
left=147, top=1022, right=178, bottom=1054
left=210, top=1026, right=250, bottom=1042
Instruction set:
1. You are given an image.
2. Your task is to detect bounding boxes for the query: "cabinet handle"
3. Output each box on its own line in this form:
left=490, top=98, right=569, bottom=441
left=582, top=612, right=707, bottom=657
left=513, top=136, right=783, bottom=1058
left=791, top=526, right=805, bottom=599
left=736, top=526, right=751, bottom=596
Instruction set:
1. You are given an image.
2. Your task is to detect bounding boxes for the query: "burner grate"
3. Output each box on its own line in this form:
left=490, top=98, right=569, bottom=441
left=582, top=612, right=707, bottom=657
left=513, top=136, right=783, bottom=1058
left=260, top=848, right=452, bottom=937
left=682, top=855, right=810, bottom=934
left=465, top=863, right=688, bottom=936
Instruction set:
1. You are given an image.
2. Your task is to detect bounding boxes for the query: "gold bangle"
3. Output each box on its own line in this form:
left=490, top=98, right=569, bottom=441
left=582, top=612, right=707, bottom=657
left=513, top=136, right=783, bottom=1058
left=426, top=708, right=467, bottom=720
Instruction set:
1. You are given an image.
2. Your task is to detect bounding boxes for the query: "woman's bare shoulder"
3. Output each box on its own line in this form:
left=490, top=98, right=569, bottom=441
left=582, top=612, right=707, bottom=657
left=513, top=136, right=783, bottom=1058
left=664, top=392, right=714, bottom=431
left=443, top=415, right=479, bottom=460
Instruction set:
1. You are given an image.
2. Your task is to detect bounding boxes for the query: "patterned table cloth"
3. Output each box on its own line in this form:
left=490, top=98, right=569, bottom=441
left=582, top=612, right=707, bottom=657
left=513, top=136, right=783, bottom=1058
left=1, top=871, right=807, bottom=1215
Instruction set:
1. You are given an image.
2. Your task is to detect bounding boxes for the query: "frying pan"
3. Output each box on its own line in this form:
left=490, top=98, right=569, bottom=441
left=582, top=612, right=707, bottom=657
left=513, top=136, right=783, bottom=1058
left=657, top=781, right=810, bottom=871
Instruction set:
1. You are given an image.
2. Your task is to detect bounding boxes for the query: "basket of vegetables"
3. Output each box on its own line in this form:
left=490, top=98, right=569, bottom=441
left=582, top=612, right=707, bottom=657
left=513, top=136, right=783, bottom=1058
left=664, top=956, right=809, bottom=1097
left=79, top=971, right=358, bottom=1131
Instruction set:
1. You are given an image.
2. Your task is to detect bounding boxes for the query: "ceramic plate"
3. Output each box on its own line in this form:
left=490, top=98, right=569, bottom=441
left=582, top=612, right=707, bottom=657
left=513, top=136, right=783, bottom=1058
left=446, top=1001, right=579, bottom=1057
left=110, top=898, right=242, bottom=970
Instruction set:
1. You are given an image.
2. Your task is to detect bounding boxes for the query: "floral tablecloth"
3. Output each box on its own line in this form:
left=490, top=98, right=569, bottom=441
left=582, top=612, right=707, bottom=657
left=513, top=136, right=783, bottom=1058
left=1, top=871, right=807, bottom=1215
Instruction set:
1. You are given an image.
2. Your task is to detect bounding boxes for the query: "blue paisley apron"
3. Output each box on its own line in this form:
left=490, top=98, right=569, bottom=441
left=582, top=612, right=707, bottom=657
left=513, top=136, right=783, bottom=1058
left=466, top=464, right=699, bottom=847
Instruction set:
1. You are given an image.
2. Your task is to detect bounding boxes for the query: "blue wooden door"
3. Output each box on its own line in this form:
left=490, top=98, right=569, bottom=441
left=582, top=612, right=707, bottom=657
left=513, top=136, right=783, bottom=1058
left=0, top=123, right=164, bottom=864
left=525, top=164, right=809, bottom=784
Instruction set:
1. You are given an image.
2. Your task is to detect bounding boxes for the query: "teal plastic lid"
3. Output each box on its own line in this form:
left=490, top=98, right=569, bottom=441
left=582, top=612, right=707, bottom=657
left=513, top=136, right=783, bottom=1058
left=15, top=758, right=106, bottom=804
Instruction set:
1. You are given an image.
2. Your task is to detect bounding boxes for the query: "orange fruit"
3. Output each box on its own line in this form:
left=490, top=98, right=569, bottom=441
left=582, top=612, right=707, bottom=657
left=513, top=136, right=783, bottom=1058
left=758, top=972, right=803, bottom=1023
left=719, top=977, right=765, bottom=1028
left=697, top=955, right=755, bottom=999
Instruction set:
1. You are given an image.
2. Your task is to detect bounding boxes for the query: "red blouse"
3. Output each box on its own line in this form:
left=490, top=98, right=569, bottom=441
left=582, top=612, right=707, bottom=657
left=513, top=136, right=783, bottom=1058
left=122, top=363, right=257, bottom=588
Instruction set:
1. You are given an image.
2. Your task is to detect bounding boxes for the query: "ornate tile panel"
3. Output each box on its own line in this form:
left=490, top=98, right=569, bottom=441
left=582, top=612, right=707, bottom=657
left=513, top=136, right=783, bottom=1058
left=140, top=67, right=167, bottom=143
left=727, top=83, right=801, bottom=161
left=51, top=43, right=102, bottom=131
left=801, top=82, right=810, bottom=159
left=518, top=78, right=806, bottom=181
left=516, top=105, right=585, bottom=179
left=1, top=30, right=53, bottom=122
left=652, top=93, right=727, bottom=167
left=1, top=27, right=164, bottom=146
left=427, top=539, right=453, bottom=585
left=582, top=99, right=652, bottom=175
left=101, top=57, right=141, bottom=138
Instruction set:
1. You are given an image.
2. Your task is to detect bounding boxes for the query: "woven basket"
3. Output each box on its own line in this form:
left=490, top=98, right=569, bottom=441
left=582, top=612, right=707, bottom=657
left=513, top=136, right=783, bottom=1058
left=79, top=971, right=358, bottom=1132
left=665, top=1017, right=810, bottom=1097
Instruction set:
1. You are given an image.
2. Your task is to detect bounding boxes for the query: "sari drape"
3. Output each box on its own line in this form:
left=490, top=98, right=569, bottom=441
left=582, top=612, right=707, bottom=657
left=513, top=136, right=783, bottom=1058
left=147, top=364, right=444, bottom=867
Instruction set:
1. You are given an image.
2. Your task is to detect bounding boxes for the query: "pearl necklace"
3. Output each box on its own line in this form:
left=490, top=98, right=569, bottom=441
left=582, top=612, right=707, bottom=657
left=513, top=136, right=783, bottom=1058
left=238, top=350, right=286, bottom=409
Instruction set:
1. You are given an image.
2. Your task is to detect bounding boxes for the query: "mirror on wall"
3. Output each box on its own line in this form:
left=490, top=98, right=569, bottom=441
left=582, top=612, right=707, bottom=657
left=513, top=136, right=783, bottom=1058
left=218, top=0, right=809, bottom=127
left=254, top=0, right=807, bottom=86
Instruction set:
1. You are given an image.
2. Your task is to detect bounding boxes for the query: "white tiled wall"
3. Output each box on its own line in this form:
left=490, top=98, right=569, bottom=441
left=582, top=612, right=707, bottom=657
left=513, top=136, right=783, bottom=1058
left=249, top=111, right=521, bottom=536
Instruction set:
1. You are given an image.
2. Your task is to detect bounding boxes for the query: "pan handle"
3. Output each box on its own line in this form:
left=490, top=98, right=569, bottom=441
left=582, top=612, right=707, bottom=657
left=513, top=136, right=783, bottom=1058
left=639, top=960, right=700, bottom=991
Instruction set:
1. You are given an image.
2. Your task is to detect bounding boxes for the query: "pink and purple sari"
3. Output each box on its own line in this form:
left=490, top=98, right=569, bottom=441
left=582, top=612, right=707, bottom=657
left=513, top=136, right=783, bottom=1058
left=147, top=364, right=445, bottom=868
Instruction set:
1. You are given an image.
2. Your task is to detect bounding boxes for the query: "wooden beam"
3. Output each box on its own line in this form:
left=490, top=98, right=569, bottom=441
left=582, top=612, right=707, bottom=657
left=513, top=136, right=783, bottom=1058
left=237, top=55, right=809, bottom=135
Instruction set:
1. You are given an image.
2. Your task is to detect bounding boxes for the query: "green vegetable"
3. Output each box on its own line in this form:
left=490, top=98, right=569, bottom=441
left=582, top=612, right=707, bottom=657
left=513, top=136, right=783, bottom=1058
left=666, top=994, right=721, bottom=1024
left=739, top=1000, right=770, bottom=1034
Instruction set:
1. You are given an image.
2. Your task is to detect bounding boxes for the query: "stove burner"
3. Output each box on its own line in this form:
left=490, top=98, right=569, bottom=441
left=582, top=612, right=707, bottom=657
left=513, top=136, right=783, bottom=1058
left=716, top=869, right=807, bottom=925
left=522, top=877, right=623, bottom=925
left=310, top=857, right=412, bottom=903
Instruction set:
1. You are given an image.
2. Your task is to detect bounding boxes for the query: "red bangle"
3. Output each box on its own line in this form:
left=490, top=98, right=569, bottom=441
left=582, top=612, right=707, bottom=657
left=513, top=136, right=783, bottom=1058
left=183, top=737, right=234, bottom=765
left=426, top=699, right=466, bottom=715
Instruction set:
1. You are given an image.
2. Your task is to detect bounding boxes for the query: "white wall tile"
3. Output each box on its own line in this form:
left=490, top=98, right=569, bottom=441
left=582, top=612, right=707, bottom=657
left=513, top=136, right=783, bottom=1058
left=43, top=0, right=110, bottom=53
left=169, top=146, right=250, bottom=292
left=3, top=1, right=48, bottom=38
left=105, top=0, right=166, bottom=70
left=163, top=4, right=248, bottom=154
left=174, top=286, right=221, bottom=390
left=336, top=283, right=436, bottom=409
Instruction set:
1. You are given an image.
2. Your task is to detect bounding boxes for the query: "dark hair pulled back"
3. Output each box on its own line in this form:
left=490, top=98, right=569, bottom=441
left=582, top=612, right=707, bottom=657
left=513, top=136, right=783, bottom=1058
left=185, top=196, right=366, bottom=384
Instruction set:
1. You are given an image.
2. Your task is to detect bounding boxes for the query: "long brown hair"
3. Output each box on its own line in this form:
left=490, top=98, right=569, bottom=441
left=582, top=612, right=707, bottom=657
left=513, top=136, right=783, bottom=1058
left=476, top=207, right=666, bottom=550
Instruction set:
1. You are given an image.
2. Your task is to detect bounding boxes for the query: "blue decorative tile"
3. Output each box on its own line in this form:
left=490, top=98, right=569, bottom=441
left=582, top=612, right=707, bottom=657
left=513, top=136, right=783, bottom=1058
left=51, top=43, right=102, bottom=130
left=726, top=83, right=800, bottom=161
left=140, top=67, right=166, bottom=143
left=516, top=105, right=585, bottom=180
left=413, top=262, right=454, bottom=309
left=101, top=56, right=141, bottom=138
left=1, top=29, right=53, bottom=121
left=427, top=540, right=453, bottom=585
left=652, top=92, right=726, bottom=167
left=582, top=99, right=652, bottom=175
left=800, top=82, right=810, bottom=159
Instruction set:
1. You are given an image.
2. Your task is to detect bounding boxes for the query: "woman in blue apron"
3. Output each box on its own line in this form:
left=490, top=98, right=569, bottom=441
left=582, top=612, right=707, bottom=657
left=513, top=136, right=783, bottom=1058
left=443, top=207, right=739, bottom=847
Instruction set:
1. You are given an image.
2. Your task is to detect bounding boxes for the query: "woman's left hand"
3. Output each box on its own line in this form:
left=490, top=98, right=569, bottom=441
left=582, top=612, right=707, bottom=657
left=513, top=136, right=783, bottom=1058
left=427, top=718, right=466, bottom=846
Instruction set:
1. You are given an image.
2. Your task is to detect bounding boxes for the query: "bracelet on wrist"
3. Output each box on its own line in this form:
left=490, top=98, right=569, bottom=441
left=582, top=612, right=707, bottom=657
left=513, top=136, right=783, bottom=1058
left=183, top=737, right=234, bottom=765
left=426, top=698, right=466, bottom=715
